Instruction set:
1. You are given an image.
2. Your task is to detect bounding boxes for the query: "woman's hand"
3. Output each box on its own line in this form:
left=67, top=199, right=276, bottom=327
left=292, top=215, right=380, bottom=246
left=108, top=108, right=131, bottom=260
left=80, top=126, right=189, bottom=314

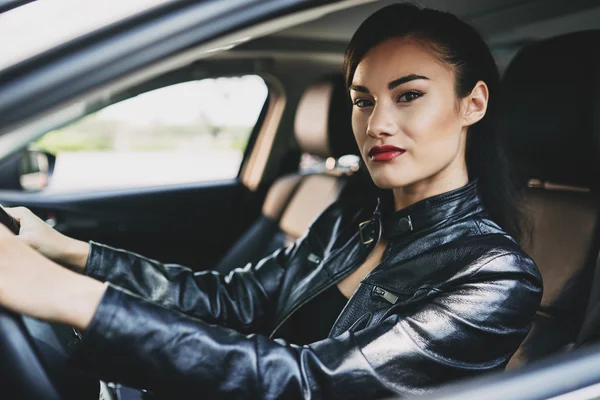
left=5, top=207, right=90, bottom=273
left=0, top=224, right=105, bottom=330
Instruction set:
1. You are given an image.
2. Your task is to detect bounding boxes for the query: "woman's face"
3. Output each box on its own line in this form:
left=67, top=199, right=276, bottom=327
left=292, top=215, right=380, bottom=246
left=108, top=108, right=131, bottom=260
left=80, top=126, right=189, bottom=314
left=350, top=38, right=476, bottom=192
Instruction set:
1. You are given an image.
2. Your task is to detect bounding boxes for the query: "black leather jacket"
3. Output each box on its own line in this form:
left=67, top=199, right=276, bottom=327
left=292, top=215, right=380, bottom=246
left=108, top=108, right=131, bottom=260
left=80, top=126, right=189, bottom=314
left=70, top=181, right=542, bottom=399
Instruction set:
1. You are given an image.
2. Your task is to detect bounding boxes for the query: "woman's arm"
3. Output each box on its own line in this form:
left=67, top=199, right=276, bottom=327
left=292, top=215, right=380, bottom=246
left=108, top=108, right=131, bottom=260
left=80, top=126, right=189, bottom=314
left=81, top=241, right=297, bottom=331
left=67, top=252, right=540, bottom=399
left=4, top=206, right=302, bottom=333
left=5, top=207, right=91, bottom=272
left=0, top=226, right=105, bottom=329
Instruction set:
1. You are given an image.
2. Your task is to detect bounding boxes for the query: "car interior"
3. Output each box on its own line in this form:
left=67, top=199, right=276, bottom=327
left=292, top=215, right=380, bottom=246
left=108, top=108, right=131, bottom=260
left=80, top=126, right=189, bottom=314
left=2, top=0, right=600, bottom=398
left=214, top=74, right=360, bottom=274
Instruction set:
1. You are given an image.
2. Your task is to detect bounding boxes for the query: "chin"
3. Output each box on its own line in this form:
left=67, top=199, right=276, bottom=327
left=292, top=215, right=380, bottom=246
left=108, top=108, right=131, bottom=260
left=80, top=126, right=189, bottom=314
left=368, top=169, right=416, bottom=189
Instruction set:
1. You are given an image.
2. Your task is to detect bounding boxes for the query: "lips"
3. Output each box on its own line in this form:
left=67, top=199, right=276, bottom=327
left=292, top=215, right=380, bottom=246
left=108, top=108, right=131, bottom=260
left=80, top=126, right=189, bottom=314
left=368, top=145, right=406, bottom=162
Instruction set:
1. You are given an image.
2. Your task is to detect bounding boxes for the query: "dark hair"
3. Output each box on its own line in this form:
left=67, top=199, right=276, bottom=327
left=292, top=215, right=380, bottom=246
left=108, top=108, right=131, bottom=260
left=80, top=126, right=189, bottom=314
left=343, top=3, right=526, bottom=241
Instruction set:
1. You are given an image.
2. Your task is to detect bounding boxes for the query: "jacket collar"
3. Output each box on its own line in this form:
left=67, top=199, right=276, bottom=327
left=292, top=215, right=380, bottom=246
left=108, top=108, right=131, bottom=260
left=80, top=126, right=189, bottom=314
left=379, top=180, right=482, bottom=240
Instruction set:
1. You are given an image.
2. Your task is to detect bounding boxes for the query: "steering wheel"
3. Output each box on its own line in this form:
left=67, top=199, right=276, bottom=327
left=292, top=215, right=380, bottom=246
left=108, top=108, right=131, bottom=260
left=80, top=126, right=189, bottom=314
left=0, top=306, right=100, bottom=399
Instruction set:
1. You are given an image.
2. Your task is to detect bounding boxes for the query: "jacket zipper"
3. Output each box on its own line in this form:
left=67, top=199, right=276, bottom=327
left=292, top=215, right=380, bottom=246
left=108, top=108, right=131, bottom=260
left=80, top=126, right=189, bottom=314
left=371, top=286, right=399, bottom=304
left=325, top=207, right=385, bottom=337
left=269, top=201, right=383, bottom=339
left=268, top=234, right=369, bottom=339
left=326, top=258, right=392, bottom=338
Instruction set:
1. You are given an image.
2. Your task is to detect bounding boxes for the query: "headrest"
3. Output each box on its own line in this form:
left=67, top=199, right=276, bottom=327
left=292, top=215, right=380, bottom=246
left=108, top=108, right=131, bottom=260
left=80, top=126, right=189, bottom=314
left=294, top=74, right=359, bottom=159
left=502, top=30, right=600, bottom=188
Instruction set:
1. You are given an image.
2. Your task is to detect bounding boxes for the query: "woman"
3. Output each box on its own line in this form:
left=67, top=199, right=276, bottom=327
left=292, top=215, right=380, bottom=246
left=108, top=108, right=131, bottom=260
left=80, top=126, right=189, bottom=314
left=0, top=4, right=542, bottom=399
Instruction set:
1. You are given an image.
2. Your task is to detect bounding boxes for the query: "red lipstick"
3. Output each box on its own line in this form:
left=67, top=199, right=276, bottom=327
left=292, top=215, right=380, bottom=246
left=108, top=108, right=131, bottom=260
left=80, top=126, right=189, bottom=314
left=368, top=145, right=406, bottom=162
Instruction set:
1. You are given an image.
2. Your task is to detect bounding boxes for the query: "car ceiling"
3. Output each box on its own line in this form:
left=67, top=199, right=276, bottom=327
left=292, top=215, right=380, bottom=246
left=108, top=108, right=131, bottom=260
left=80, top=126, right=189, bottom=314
left=233, top=0, right=600, bottom=70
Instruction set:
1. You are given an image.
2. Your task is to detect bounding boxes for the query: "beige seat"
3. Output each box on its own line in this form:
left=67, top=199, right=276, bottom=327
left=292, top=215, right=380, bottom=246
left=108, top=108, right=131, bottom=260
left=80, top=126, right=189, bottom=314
left=501, top=31, right=600, bottom=367
left=215, top=74, right=359, bottom=274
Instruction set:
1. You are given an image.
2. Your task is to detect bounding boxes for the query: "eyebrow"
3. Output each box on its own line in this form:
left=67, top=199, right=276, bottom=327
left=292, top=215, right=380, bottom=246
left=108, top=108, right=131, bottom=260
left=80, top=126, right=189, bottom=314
left=350, top=74, right=429, bottom=93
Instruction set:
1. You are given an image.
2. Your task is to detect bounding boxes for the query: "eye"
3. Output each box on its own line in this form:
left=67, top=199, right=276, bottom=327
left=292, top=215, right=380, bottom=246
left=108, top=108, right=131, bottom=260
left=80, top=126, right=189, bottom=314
left=397, top=91, right=423, bottom=103
left=353, top=98, right=374, bottom=108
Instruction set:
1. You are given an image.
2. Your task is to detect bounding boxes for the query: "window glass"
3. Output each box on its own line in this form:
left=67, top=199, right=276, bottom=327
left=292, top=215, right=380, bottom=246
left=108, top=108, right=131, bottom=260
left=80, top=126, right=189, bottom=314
left=32, top=75, right=268, bottom=192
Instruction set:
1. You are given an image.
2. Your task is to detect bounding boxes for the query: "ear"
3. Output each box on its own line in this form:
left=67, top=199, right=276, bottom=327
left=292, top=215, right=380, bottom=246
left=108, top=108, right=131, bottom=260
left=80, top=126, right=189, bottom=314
left=462, top=80, right=489, bottom=127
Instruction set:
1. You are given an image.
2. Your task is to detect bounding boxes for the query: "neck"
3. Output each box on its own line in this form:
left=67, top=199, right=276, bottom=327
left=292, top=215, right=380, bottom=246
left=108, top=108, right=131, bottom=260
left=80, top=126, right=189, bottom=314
left=392, top=163, right=469, bottom=212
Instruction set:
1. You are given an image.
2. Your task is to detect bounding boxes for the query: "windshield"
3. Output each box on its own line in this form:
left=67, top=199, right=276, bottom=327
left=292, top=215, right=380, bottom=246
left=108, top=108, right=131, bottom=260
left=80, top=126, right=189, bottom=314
left=0, top=0, right=173, bottom=73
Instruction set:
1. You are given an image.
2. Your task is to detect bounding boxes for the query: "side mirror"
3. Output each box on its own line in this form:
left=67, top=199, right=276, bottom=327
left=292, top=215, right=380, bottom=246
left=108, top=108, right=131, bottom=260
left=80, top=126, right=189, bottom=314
left=0, top=148, right=55, bottom=191
left=19, top=149, right=56, bottom=191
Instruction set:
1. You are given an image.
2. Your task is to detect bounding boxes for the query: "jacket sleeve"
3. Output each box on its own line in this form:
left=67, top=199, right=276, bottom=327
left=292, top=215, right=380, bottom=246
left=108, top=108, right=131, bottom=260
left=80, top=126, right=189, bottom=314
left=83, top=238, right=306, bottom=333
left=69, top=252, right=542, bottom=399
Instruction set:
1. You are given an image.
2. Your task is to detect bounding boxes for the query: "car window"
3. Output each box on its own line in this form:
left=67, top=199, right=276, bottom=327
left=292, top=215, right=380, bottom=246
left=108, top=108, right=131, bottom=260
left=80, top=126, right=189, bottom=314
left=30, top=75, right=268, bottom=192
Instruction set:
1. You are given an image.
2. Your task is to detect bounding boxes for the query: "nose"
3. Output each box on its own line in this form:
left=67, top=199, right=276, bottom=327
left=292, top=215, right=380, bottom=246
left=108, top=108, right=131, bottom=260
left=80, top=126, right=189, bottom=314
left=366, top=103, right=397, bottom=139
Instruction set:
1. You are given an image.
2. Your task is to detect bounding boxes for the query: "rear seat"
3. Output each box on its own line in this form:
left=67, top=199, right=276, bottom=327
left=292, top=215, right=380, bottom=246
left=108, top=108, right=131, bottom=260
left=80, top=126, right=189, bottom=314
left=501, top=31, right=600, bottom=367
left=215, top=74, right=359, bottom=275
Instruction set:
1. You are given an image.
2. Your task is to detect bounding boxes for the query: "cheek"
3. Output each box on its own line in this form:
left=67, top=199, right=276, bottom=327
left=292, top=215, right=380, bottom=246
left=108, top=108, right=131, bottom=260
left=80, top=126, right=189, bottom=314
left=403, top=98, right=462, bottom=155
left=351, top=112, right=368, bottom=151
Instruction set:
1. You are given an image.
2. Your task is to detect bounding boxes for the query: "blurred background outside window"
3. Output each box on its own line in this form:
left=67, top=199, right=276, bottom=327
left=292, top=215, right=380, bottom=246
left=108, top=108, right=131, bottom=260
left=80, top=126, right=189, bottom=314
left=33, top=75, right=268, bottom=192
